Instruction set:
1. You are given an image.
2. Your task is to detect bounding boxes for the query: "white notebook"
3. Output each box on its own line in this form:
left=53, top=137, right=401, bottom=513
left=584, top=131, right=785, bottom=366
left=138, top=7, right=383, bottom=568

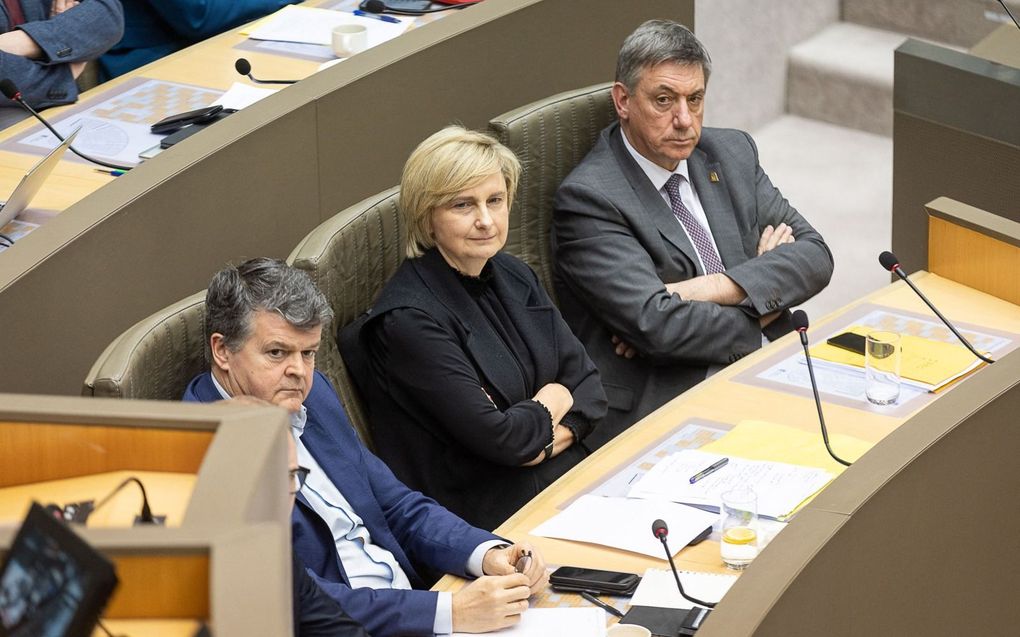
left=629, top=568, right=738, bottom=610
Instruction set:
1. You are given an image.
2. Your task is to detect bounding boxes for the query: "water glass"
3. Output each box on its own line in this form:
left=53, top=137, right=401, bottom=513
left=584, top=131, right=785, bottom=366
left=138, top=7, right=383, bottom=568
left=720, top=487, right=759, bottom=570
left=865, top=331, right=901, bottom=405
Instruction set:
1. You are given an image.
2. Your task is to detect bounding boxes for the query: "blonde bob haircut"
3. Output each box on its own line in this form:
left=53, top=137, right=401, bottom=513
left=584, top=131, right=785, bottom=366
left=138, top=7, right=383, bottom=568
left=401, top=125, right=521, bottom=258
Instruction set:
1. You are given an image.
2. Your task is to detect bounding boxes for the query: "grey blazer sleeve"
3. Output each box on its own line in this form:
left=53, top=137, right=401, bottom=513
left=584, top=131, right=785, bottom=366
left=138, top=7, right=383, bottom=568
left=720, top=130, right=834, bottom=316
left=554, top=179, right=764, bottom=366
left=6, top=0, right=124, bottom=107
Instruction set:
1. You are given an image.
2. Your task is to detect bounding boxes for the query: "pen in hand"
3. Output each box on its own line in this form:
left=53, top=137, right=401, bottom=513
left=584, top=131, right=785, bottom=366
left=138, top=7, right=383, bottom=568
left=514, top=550, right=532, bottom=574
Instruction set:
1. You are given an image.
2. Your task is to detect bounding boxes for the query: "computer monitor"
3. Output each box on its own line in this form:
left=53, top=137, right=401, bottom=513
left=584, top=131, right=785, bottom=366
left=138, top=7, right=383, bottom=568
left=0, top=502, right=118, bottom=637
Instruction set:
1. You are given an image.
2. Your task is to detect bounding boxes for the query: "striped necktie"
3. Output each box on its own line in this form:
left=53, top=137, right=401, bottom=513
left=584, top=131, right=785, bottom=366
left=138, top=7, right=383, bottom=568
left=664, top=173, right=725, bottom=274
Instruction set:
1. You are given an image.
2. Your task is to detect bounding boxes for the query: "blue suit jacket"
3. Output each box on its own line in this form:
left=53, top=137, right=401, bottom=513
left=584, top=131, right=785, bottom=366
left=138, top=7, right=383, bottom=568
left=184, top=370, right=499, bottom=637
left=0, top=0, right=124, bottom=109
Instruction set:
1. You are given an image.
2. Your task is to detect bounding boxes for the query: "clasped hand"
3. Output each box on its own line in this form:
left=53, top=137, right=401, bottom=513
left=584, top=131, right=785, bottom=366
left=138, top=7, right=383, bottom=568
left=452, top=542, right=548, bottom=633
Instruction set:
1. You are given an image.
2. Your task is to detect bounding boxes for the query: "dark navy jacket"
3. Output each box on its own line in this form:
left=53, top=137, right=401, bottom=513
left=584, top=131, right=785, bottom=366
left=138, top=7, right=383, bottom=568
left=184, top=370, right=499, bottom=637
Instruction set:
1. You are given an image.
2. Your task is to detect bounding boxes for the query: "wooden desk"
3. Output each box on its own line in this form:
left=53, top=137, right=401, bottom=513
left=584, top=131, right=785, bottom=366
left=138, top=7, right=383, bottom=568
left=436, top=273, right=1020, bottom=623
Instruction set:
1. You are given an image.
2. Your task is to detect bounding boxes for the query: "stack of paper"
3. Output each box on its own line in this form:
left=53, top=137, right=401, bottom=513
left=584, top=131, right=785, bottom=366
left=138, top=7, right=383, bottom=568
left=629, top=568, right=738, bottom=609
left=247, top=6, right=411, bottom=49
left=531, top=495, right=717, bottom=558
left=452, top=608, right=605, bottom=636
left=810, top=325, right=984, bottom=391
left=627, top=450, right=834, bottom=520
left=700, top=420, right=872, bottom=474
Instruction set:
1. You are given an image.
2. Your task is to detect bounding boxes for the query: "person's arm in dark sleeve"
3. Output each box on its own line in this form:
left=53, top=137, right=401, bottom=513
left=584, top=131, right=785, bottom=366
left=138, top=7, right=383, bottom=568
left=0, top=0, right=124, bottom=107
left=527, top=267, right=607, bottom=442
left=553, top=182, right=763, bottom=366
left=304, top=568, right=438, bottom=637
left=293, top=554, right=371, bottom=637
left=373, top=308, right=562, bottom=466
left=721, top=131, right=834, bottom=316
left=144, top=0, right=298, bottom=40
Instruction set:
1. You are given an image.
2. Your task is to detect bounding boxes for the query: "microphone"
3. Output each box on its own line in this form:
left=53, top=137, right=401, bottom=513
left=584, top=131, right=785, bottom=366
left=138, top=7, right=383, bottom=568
left=878, top=251, right=994, bottom=364
left=88, top=476, right=162, bottom=525
left=234, top=58, right=297, bottom=85
left=792, top=310, right=852, bottom=467
left=0, top=79, right=133, bottom=172
left=651, top=519, right=717, bottom=609
left=362, top=0, right=479, bottom=15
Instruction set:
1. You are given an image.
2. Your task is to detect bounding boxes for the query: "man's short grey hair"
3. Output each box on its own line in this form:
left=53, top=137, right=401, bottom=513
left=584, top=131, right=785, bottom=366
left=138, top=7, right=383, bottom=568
left=205, top=257, right=333, bottom=351
left=615, top=20, right=712, bottom=91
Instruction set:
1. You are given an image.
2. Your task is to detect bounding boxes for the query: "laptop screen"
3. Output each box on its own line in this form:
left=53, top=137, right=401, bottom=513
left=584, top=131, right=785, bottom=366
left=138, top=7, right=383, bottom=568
left=0, top=502, right=117, bottom=637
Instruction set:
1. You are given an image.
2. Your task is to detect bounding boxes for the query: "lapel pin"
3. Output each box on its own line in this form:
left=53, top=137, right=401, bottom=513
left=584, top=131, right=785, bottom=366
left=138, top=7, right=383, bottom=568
left=709, top=171, right=720, bottom=183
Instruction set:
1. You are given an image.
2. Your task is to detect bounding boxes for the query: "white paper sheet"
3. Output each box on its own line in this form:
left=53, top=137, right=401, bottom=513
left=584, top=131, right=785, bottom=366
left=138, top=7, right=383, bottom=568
left=212, top=83, right=278, bottom=110
left=531, top=495, right=717, bottom=559
left=248, top=6, right=410, bottom=49
left=452, top=608, right=605, bottom=637
left=628, top=450, right=833, bottom=520
left=629, top=568, right=737, bottom=609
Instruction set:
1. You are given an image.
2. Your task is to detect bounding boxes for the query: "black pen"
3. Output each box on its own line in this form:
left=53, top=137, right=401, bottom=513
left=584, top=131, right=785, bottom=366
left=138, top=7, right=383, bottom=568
left=579, top=591, right=625, bottom=618
left=689, top=457, right=729, bottom=484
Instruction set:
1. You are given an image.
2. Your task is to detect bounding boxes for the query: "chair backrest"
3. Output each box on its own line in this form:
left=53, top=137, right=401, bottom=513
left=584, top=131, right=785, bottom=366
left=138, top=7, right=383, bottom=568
left=287, top=187, right=404, bottom=450
left=82, top=291, right=207, bottom=400
left=488, top=83, right=616, bottom=299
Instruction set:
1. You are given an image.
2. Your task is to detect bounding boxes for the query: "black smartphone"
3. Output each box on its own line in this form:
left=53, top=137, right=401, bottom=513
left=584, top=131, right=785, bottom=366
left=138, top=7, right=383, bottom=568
left=549, top=566, right=641, bottom=595
left=150, top=104, right=223, bottom=134
left=826, top=331, right=866, bottom=356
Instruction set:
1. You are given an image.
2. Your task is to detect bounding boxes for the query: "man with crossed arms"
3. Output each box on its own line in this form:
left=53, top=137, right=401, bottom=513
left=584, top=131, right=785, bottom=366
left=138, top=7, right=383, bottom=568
left=553, top=21, right=833, bottom=449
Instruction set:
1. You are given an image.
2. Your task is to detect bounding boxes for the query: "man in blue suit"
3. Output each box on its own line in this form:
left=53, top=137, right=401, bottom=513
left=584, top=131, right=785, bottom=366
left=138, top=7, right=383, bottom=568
left=184, top=258, right=547, bottom=637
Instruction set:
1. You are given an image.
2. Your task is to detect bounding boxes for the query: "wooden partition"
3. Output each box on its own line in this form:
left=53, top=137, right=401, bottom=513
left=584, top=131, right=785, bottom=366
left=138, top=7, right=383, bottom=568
left=892, top=38, right=1020, bottom=274
left=927, top=196, right=1020, bottom=305
left=697, top=347, right=1020, bottom=636
left=0, top=396, right=292, bottom=635
left=0, top=0, right=691, bottom=397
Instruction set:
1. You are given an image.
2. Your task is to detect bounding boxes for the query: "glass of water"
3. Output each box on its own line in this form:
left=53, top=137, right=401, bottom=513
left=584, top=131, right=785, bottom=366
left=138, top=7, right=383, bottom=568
left=720, top=487, right=759, bottom=570
left=865, top=331, right=901, bottom=405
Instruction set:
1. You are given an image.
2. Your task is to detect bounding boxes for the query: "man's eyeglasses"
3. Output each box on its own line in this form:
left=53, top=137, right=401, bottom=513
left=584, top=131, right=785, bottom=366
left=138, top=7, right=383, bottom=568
left=289, top=466, right=311, bottom=495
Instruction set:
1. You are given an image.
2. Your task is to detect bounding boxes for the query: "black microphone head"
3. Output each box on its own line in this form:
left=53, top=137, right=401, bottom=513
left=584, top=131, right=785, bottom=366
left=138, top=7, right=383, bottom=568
left=791, top=309, right=809, bottom=332
left=364, top=0, right=386, bottom=12
left=652, top=519, right=668, bottom=539
left=234, top=58, right=252, bottom=76
left=878, top=251, right=900, bottom=272
left=0, top=79, right=19, bottom=100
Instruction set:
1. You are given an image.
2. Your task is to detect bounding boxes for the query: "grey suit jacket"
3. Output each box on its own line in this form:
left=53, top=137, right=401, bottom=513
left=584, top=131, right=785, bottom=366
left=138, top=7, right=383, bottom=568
left=0, top=0, right=124, bottom=113
left=552, top=122, right=833, bottom=448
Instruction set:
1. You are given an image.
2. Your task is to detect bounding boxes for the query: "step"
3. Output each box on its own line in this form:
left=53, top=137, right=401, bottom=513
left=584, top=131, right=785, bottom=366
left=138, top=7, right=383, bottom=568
left=787, top=22, right=908, bottom=136
left=843, top=0, right=1020, bottom=48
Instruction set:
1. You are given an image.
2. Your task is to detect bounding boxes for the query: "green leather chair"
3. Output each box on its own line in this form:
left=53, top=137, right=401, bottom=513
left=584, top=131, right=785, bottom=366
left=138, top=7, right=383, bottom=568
left=488, top=82, right=616, bottom=300
left=287, top=187, right=404, bottom=450
left=82, top=291, right=207, bottom=400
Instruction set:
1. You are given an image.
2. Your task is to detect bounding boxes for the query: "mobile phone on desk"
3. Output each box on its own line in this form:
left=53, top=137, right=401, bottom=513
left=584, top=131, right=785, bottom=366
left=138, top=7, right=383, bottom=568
left=826, top=331, right=866, bottom=356
left=549, top=566, right=641, bottom=596
left=150, top=104, right=223, bottom=135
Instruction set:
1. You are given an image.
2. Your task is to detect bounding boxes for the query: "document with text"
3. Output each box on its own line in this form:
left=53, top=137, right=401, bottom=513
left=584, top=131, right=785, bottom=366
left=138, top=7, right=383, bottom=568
left=627, top=450, right=834, bottom=520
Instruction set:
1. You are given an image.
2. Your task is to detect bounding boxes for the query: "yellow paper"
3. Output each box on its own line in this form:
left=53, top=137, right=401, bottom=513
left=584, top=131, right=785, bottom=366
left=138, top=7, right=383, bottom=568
left=810, top=325, right=982, bottom=388
left=701, top=420, right=873, bottom=475
left=700, top=420, right=874, bottom=519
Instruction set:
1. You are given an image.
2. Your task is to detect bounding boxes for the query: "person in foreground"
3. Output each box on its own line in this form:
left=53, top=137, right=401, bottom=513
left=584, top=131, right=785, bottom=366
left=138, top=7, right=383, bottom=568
left=0, top=0, right=124, bottom=129
left=552, top=20, right=834, bottom=449
left=183, top=257, right=547, bottom=637
left=340, top=126, right=607, bottom=531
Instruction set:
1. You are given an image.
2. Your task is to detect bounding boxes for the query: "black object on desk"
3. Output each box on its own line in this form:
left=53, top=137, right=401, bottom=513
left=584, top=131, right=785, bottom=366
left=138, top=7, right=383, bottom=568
left=620, top=605, right=711, bottom=637
left=160, top=109, right=236, bottom=149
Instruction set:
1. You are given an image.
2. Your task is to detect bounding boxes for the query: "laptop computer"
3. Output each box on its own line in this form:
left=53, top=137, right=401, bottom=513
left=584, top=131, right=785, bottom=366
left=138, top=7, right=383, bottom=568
left=0, top=501, right=118, bottom=637
left=0, top=128, right=80, bottom=231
